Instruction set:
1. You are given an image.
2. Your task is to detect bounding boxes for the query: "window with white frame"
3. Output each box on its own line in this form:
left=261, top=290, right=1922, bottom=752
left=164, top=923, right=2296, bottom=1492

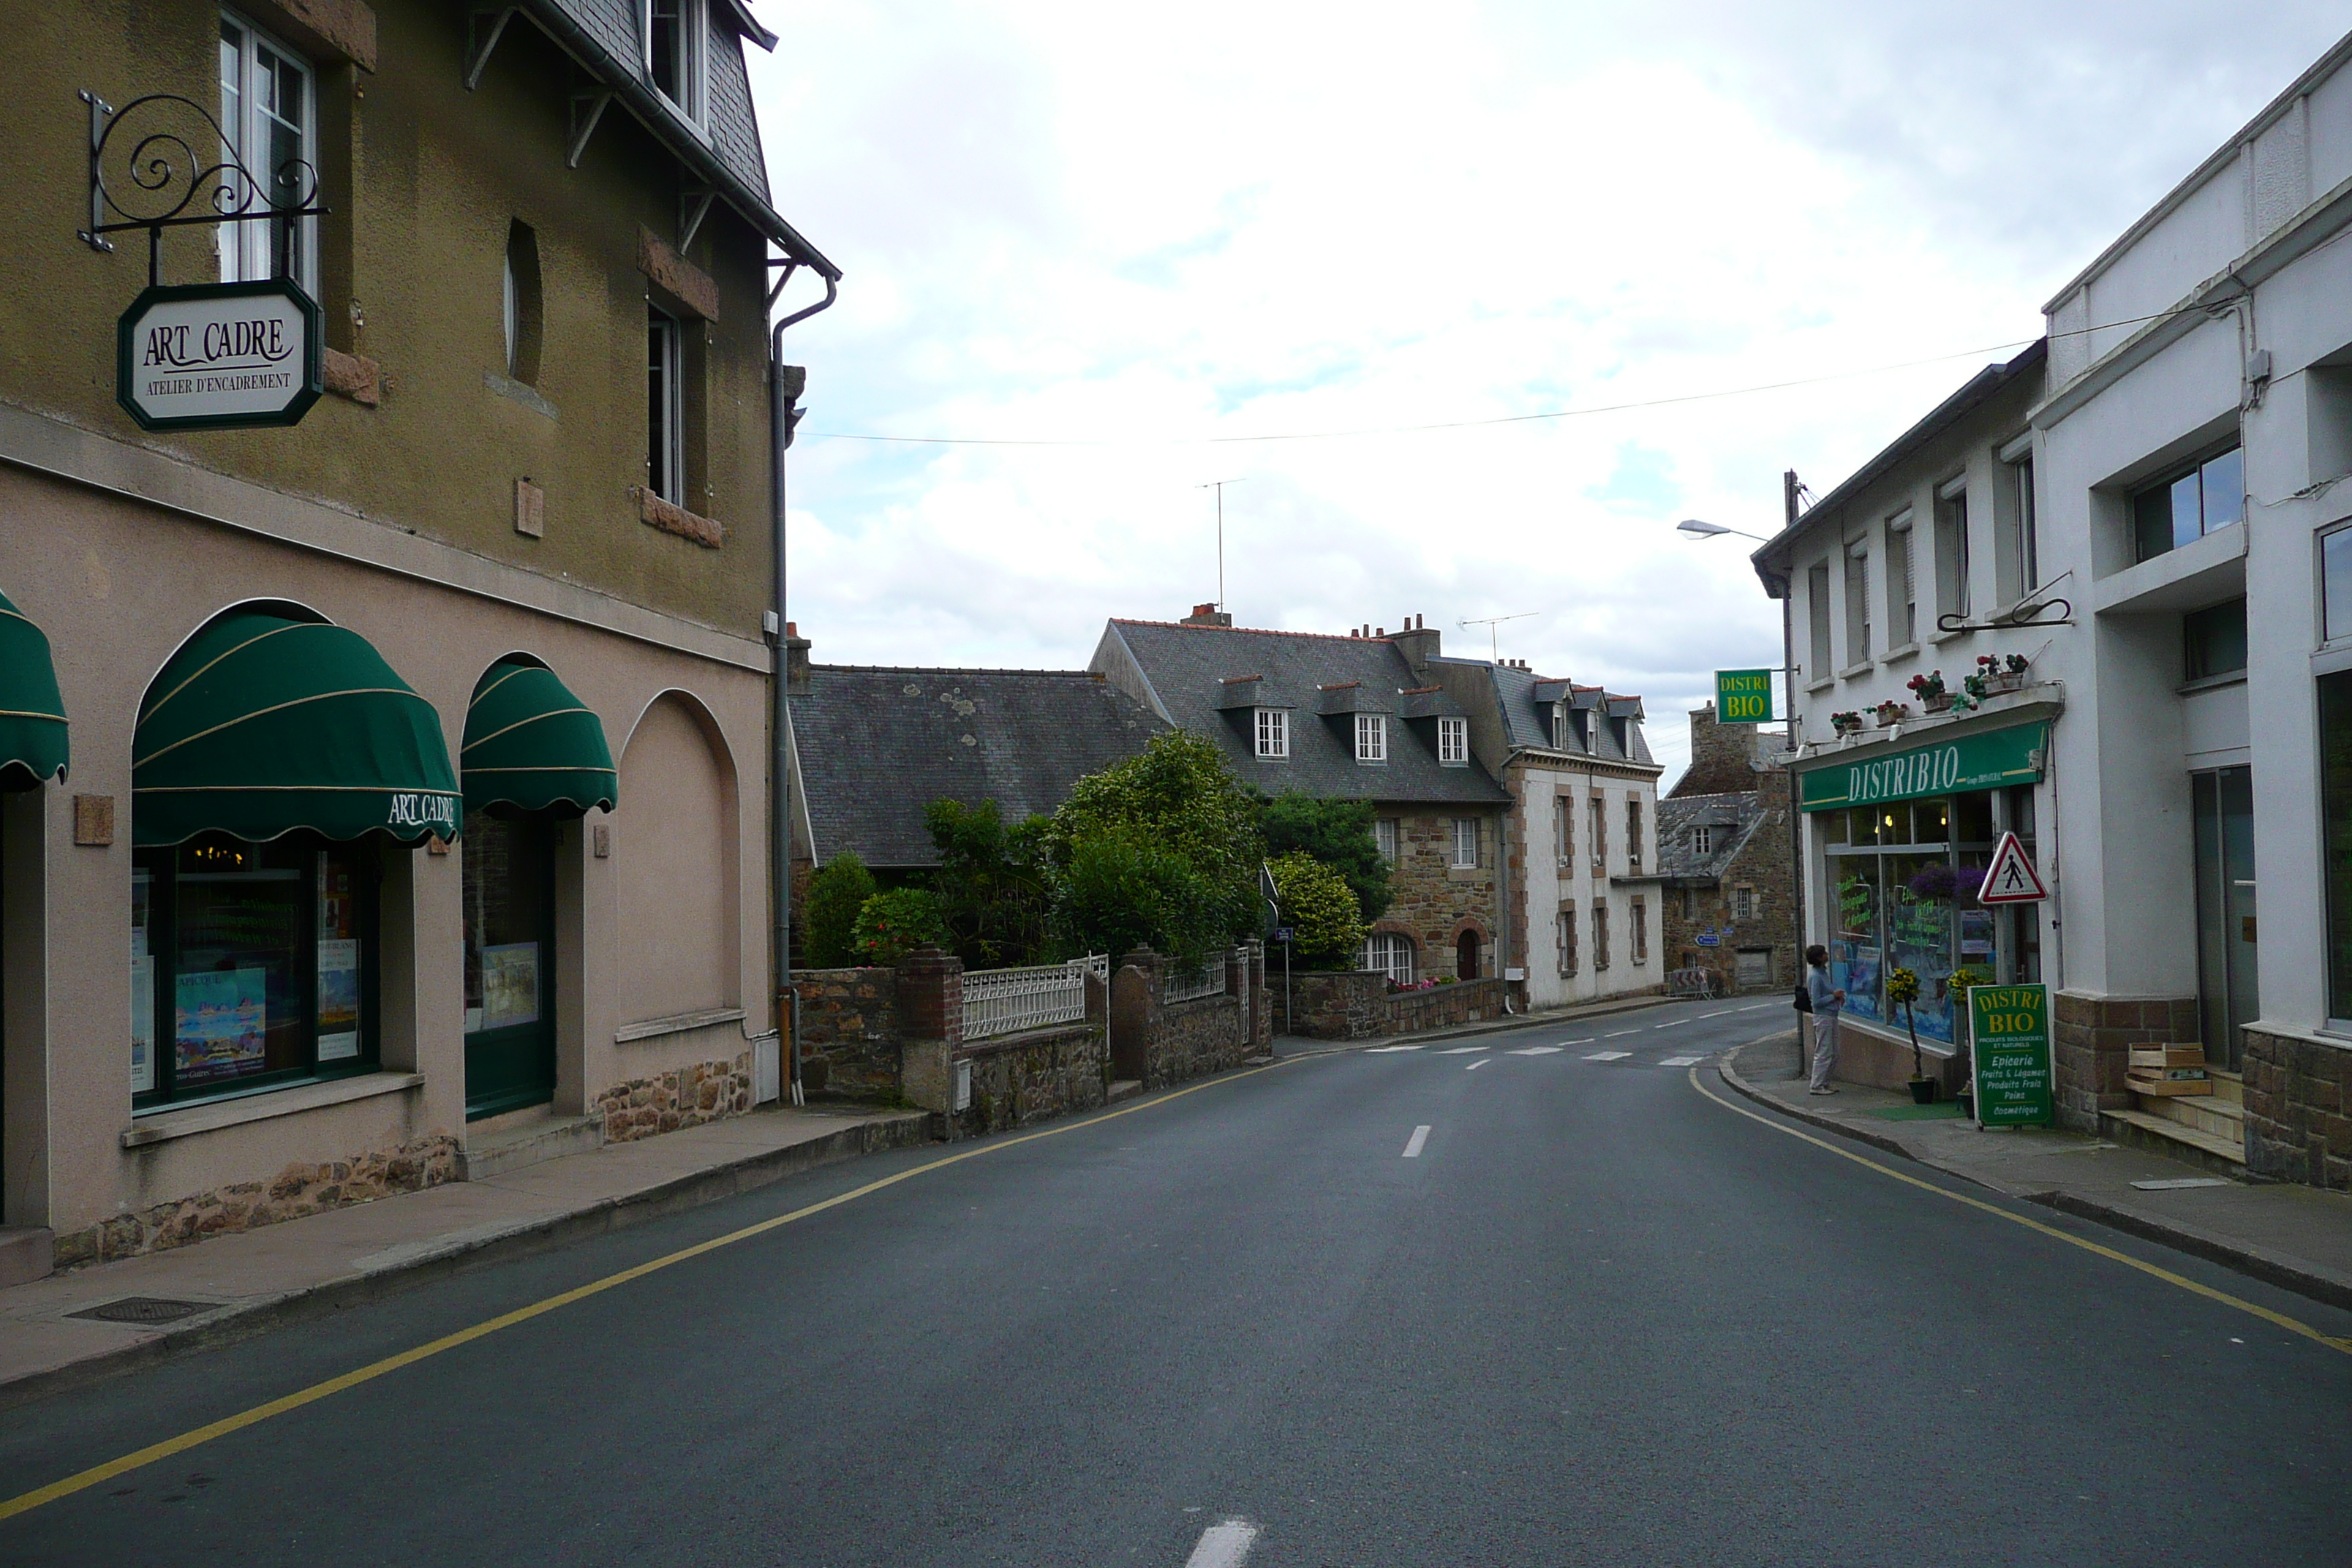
left=1626, top=797, right=1643, bottom=873
left=1360, top=932, right=1415, bottom=984
left=1733, top=883, right=1757, bottom=921
left=1589, top=795, right=1606, bottom=872
left=1937, top=480, right=1972, bottom=620
left=1555, top=796, right=1572, bottom=867
left=1437, top=716, right=1468, bottom=764
left=218, top=11, right=315, bottom=290
left=1844, top=540, right=1871, bottom=663
left=646, top=309, right=683, bottom=504
left=1632, top=897, right=1648, bottom=963
left=1692, top=824, right=1712, bottom=857
left=1450, top=817, right=1478, bottom=869
left=1375, top=816, right=1398, bottom=864
left=1806, top=562, right=1833, bottom=682
left=1556, top=905, right=1577, bottom=976
left=1888, top=516, right=1917, bottom=647
left=1593, top=903, right=1611, bottom=970
left=1355, top=714, right=1387, bottom=762
left=645, top=0, right=707, bottom=122
left=1255, top=707, right=1289, bottom=758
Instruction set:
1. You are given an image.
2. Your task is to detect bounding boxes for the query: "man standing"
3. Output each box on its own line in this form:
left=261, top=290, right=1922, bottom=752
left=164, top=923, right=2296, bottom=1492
left=1805, top=944, right=1844, bottom=1095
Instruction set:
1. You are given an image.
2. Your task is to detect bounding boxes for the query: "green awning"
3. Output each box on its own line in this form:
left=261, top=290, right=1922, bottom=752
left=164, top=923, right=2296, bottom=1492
left=133, top=608, right=459, bottom=846
left=461, top=656, right=617, bottom=816
left=0, top=587, right=68, bottom=791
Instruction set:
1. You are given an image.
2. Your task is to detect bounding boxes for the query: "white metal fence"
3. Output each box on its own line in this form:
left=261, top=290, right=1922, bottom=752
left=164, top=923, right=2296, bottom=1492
left=1164, top=950, right=1234, bottom=1004
left=961, top=954, right=1107, bottom=1041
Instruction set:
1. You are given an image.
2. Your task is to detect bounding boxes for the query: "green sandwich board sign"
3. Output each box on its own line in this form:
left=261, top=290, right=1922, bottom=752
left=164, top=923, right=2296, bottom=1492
left=1968, top=983, right=2054, bottom=1126
left=1715, top=668, right=1774, bottom=724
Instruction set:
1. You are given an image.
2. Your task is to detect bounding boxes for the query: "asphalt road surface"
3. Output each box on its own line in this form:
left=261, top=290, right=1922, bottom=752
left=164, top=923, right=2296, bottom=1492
left=6, top=995, right=2351, bottom=1566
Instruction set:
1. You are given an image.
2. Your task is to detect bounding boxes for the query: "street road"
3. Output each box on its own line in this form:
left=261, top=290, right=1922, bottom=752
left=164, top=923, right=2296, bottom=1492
left=5, top=995, right=2351, bottom=1565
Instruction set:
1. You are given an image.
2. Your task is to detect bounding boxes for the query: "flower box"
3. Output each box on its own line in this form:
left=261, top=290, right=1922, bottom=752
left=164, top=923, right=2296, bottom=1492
left=1873, top=704, right=1910, bottom=727
left=1979, top=670, right=2026, bottom=696
left=1921, top=691, right=1955, bottom=714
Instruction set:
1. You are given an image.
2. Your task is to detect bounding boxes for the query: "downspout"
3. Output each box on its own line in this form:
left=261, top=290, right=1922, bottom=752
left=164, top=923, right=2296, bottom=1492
left=1499, top=783, right=1516, bottom=1014
left=771, top=271, right=837, bottom=1107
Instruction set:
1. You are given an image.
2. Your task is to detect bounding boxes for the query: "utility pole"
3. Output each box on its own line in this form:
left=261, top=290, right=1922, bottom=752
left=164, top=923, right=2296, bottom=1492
left=1199, top=479, right=1245, bottom=608
left=1782, top=467, right=1807, bottom=1072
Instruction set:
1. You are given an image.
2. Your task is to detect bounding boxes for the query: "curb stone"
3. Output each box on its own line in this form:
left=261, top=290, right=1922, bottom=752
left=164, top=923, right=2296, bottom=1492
left=1716, top=1037, right=2352, bottom=1320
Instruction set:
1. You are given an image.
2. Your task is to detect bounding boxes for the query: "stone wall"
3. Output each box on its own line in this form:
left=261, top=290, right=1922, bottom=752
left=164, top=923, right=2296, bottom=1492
left=2243, top=1025, right=2352, bottom=1188
left=53, top=1132, right=463, bottom=1269
left=957, top=1022, right=1107, bottom=1137
left=1110, top=947, right=1269, bottom=1089
left=593, top=1054, right=755, bottom=1143
left=1662, top=785, right=1798, bottom=998
left=1374, top=808, right=1502, bottom=979
left=2052, top=991, right=2198, bottom=1131
left=791, top=966, right=901, bottom=1099
left=1274, top=970, right=1507, bottom=1039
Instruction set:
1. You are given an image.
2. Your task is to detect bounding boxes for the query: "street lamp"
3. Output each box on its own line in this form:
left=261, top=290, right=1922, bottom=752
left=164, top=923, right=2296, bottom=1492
left=1676, top=518, right=1773, bottom=543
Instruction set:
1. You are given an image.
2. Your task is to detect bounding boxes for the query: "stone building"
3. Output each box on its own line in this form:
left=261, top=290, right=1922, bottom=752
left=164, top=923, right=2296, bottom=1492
left=0, top=0, right=832, bottom=1280
left=1651, top=705, right=1797, bottom=997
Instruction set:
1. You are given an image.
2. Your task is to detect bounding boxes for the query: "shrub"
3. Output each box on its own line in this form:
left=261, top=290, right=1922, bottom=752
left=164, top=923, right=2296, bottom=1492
left=1052, top=832, right=1210, bottom=961
left=852, top=887, right=949, bottom=966
left=1047, top=731, right=1264, bottom=954
left=804, top=853, right=877, bottom=968
left=926, top=797, right=1052, bottom=967
left=1258, top=791, right=1392, bottom=923
left=1268, top=850, right=1366, bottom=970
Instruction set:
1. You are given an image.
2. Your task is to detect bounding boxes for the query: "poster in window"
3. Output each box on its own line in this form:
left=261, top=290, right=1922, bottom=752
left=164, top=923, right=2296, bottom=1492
left=479, top=941, right=540, bottom=1031
left=131, top=955, right=155, bottom=1093
left=317, top=938, right=361, bottom=1061
left=174, top=967, right=268, bottom=1085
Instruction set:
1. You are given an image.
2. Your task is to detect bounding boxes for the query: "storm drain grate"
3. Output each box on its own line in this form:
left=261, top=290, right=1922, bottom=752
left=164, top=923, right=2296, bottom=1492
left=67, top=1297, right=211, bottom=1325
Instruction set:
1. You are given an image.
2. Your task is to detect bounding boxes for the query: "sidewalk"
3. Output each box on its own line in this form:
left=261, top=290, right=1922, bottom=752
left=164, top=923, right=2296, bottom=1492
left=0, top=1104, right=927, bottom=1408
left=1722, top=1030, right=2352, bottom=1314
left=1273, top=989, right=1679, bottom=1057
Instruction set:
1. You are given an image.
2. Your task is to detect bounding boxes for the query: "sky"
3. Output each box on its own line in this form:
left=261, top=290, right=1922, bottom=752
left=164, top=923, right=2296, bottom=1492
left=745, top=2, right=2351, bottom=787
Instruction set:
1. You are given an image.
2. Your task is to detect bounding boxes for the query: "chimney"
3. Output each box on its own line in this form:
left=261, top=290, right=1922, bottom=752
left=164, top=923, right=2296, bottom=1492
left=1392, top=613, right=1441, bottom=678
left=1181, top=603, right=1233, bottom=627
left=785, top=624, right=812, bottom=696
left=1668, top=700, right=1780, bottom=798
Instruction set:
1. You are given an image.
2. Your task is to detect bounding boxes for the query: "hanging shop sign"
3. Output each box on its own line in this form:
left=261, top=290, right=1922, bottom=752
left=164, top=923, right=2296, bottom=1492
left=1968, top=982, right=2054, bottom=1126
left=1798, top=720, right=2045, bottom=812
left=116, top=279, right=323, bottom=431
left=1977, top=831, right=2049, bottom=904
left=1715, top=668, right=1776, bottom=724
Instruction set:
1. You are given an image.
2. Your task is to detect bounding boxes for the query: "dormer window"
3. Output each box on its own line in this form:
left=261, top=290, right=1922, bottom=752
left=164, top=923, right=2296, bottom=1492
left=1437, top=717, right=1467, bottom=764
left=1355, top=714, right=1387, bottom=762
left=645, top=0, right=706, bottom=123
left=1255, top=707, right=1289, bottom=758
left=1692, top=824, right=1713, bottom=856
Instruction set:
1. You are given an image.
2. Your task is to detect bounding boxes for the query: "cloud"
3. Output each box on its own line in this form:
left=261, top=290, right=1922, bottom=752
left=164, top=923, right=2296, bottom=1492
left=748, top=3, right=2350, bottom=784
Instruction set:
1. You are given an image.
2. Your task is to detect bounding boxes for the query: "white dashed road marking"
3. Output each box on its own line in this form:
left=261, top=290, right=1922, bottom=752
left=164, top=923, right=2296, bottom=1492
left=1466, top=1058, right=1491, bottom=1071
left=1699, top=1009, right=1738, bottom=1019
left=1652, top=1019, right=1686, bottom=1028
left=1185, top=1520, right=1261, bottom=1568
left=1364, top=1044, right=1425, bottom=1052
left=1659, top=1055, right=1706, bottom=1068
left=1403, top=1126, right=1431, bottom=1158
left=1602, top=1030, right=1641, bottom=1039
left=1561, top=1038, right=1594, bottom=1045
left=1436, top=1046, right=1489, bottom=1055
left=1583, top=1050, right=1632, bottom=1061
left=1507, top=1046, right=1563, bottom=1056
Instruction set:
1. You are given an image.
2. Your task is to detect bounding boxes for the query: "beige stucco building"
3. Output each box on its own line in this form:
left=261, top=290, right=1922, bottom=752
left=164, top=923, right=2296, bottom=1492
left=0, top=0, right=833, bottom=1277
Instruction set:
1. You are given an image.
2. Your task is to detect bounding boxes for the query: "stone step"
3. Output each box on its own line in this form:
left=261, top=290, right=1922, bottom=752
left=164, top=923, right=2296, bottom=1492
left=459, top=1113, right=606, bottom=1182
left=2135, top=1087, right=2244, bottom=1145
left=1106, top=1079, right=1143, bottom=1104
left=2103, top=1106, right=2247, bottom=1168
left=2208, top=1068, right=2244, bottom=1106
left=0, top=1227, right=54, bottom=1288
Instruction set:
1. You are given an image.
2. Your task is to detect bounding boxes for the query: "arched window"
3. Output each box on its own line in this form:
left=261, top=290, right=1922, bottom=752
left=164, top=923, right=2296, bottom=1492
left=1360, top=932, right=1415, bottom=984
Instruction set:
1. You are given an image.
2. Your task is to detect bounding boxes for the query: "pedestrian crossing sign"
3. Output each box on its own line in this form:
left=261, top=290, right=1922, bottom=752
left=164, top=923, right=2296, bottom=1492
left=1977, top=831, right=2048, bottom=905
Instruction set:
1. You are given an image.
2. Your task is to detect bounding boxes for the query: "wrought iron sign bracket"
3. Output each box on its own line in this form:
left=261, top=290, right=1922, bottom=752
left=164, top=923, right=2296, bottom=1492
left=76, top=89, right=328, bottom=287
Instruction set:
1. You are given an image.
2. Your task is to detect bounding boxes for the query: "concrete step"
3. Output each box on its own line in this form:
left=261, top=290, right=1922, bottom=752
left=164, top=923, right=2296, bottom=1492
left=459, top=1113, right=605, bottom=1182
left=2209, top=1068, right=2244, bottom=1106
left=1106, top=1079, right=1143, bottom=1104
left=0, top=1228, right=53, bottom=1288
left=2134, top=1088, right=2244, bottom=1145
left=2102, top=1106, right=2247, bottom=1170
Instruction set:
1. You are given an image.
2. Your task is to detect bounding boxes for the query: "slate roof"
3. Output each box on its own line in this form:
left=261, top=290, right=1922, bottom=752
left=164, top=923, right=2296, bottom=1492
left=1095, top=622, right=1509, bottom=804
left=529, top=0, right=837, bottom=274
left=793, top=667, right=1168, bottom=869
left=1462, top=659, right=1656, bottom=766
left=1656, top=791, right=1768, bottom=882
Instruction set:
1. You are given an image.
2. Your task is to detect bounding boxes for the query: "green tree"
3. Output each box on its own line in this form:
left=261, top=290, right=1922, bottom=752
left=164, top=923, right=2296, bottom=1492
left=1045, top=731, right=1264, bottom=957
left=1267, top=851, right=1367, bottom=970
left=1259, top=791, right=1392, bottom=923
left=804, top=852, right=877, bottom=968
left=851, top=887, right=950, bottom=966
left=925, top=797, right=1052, bottom=968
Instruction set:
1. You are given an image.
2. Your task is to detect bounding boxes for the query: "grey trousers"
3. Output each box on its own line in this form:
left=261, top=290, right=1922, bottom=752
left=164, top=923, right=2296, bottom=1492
left=1808, top=1010, right=1841, bottom=1089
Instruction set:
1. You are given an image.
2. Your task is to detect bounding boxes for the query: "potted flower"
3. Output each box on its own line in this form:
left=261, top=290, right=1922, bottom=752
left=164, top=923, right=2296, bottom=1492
left=1947, top=965, right=1987, bottom=1116
left=1975, top=653, right=2029, bottom=696
left=1907, top=670, right=1953, bottom=714
left=1872, top=699, right=1909, bottom=728
left=1886, top=965, right=1936, bottom=1104
left=1831, top=710, right=1864, bottom=737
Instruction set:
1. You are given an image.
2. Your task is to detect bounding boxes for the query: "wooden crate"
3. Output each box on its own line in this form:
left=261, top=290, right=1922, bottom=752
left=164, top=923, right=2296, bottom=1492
left=2128, top=1073, right=2214, bottom=1098
left=2129, top=1044, right=2206, bottom=1072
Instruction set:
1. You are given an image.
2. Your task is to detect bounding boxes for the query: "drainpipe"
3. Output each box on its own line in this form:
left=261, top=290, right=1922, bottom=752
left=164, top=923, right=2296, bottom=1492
left=771, top=272, right=837, bottom=1107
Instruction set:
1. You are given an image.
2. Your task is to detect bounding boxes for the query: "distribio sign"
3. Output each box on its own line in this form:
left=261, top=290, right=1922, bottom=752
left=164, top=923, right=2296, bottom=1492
left=1714, top=668, right=1775, bottom=724
left=1798, top=721, right=2046, bottom=813
left=1968, top=983, right=2054, bottom=1127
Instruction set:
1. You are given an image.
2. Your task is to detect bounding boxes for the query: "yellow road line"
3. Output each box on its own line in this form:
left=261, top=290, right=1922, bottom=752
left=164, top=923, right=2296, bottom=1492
left=0, top=1058, right=1296, bottom=1523
left=1689, top=1066, right=2352, bottom=1357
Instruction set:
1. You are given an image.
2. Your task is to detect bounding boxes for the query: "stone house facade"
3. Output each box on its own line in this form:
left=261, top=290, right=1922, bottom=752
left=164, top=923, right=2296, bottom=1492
left=1652, top=705, right=1798, bottom=997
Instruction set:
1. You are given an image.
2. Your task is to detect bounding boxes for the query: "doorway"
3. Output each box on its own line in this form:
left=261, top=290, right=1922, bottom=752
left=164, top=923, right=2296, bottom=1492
left=1456, top=930, right=1480, bottom=980
left=463, top=810, right=556, bottom=1119
left=2191, top=767, right=2258, bottom=1071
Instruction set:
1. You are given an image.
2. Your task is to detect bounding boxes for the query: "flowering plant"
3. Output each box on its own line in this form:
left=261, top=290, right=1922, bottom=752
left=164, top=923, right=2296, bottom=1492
left=1907, top=670, right=1947, bottom=698
left=1831, top=710, right=1864, bottom=734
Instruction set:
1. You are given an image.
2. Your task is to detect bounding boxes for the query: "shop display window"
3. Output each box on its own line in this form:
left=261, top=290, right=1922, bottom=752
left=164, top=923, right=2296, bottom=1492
left=130, top=833, right=379, bottom=1109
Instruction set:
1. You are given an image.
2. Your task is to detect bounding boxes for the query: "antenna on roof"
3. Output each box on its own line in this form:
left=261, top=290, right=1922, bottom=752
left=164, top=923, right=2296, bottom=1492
left=1458, top=611, right=1539, bottom=664
left=1198, top=478, right=1247, bottom=611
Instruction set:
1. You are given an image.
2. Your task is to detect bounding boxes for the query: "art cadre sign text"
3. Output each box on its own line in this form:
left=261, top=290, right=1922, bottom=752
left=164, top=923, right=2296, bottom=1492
left=116, top=279, right=323, bottom=431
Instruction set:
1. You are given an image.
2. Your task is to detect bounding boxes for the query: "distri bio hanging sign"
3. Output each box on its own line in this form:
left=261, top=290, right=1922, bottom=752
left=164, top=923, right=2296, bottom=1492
left=116, top=279, right=323, bottom=431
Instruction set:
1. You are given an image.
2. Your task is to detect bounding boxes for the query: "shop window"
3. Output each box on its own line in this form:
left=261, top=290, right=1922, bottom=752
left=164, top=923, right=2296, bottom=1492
left=2190, top=768, right=2258, bottom=1071
left=2185, top=598, right=2248, bottom=681
left=2321, top=673, right=2352, bottom=1023
left=2324, top=526, right=2352, bottom=643
left=462, top=811, right=557, bottom=1118
left=2133, top=445, right=2244, bottom=563
left=132, top=834, right=378, bottom=1108
left=1361, top=932, right=1415, bottom=984
left=218, top=11, right=316, bottom=291
left=503, top=220, right=543, bottom=385
left=647, top=308, right=683, bottom=504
